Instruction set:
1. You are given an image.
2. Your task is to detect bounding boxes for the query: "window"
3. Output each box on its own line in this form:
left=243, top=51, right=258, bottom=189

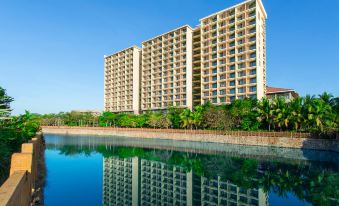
left=220, top=74, right=226, bottom=80
left=250, top=52, right=256, bottom=58
left=250, top=61, right=256, bottom=67
left=219, top=60, right=225, bottom=65
left=230, top=73, right=235, bottom=78
left=229, top=41, right=235, bottom=47
left=204, top=77, right=209, bottom=82
left=230, top=49, right=235, bottom=55
left=204, top=85, right=209, bottom=89
left=250, top=77, right=256, bottom=83
left=250, top=28, right=256, bottom=33
left=220, top=67, right=226, bottom=72
left=238, top=47, right=244, bottom=53
left=212, top=54, right=217, bottom=59
left=250, top=86, right=257, bottom=92
left=250, top=36, right=256, bottom=42
left=220, top=90, right=226, bottom=95
left=238, top=88, right=245, bottom=93
left=212, top=76, right=217, bottom=81
left=230, top=57, right=235, bottom=63
left=212, top=68, right=217, bottom=73
left=212, top=90, right=217, bottom=96
left=230, top=88, right=235, bottom=94
left=212, top=83, right=217, bottom=88
left=250, top=69, right=256, bottom=75
left=250, top=44, right=256, bottom=50
left=238, top=71, right=245, bottom=77
left=238, top=79, right=246, bottom=85
left=230, top=96, right=236, bottom=102
left=220, top=97, right=226, bottom=102
left=212, top=61, right=217, bottom=66
left=212, top=98, right=217, bottom=103
left=230, top=65, right=235, bottom=70
left=238, top=63, right=245, bottom=69
left=230, top=81, right=235, bottom=86
left=220, top=82, right=226, bottom=87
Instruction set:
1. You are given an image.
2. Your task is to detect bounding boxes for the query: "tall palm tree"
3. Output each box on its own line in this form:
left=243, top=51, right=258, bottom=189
left=306, top=99, right=334, bottom=132
left=271, top=98, right=289, bottom=131
left=179, top=109, right=193, bottom=129
left=191, top=105, right=204, bottom=129
left=288, top=97, right=303, bottom=131
left=257, top=98, right=273, bottom=131
left=318, top=92, right=333, bottom=105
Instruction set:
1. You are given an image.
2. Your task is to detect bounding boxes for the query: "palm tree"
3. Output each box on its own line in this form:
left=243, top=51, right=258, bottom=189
left=179, top=109, right=193, bottom=129
left=191, top=105, right=204, bottom=129
left=257, top=98, right=273, bottom=131
left=271, top=98, right=289, bottom=131
left=306, top=99, right=334, bottom=132
left=318, top=92, right=333, bottom=105
left=287, top=97, right=303, bottom=131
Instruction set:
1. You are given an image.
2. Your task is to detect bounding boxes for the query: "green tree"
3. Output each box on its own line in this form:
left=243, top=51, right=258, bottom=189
left=256, top=98, right=273, bottom=131
left=191, top=105, right=204, bottom=129
left=167, top=107, right=183, bottom=129
left=179, top=108, right=194, bottom=129
left=271, top=98, right=289, bottom=131
left=287, top=97, right=304, bottom=131
left=230, top=98, right=260, bottom=130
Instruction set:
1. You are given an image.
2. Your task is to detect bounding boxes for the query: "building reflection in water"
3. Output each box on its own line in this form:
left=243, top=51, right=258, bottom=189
left=103, top=156, right=268, bottom=206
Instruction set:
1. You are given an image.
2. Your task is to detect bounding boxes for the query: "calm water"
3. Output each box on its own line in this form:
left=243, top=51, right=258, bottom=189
left=44, top=134, right=338, bottom=206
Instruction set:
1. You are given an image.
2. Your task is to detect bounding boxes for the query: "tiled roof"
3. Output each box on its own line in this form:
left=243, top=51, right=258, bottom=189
left=266, top=86, right=294, bottom=94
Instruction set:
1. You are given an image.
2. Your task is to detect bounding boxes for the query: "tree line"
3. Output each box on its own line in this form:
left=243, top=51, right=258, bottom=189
left=0, top=86, right=40, bottom=184
left=41, top=92, right=338, bottom=136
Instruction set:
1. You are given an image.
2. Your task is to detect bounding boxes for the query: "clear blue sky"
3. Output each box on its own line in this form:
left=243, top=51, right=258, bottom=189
left=0, top=0, right=338, bottom=115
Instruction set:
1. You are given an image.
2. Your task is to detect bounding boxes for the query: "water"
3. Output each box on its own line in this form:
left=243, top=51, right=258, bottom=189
left=44, top=134, right=339, bottom=206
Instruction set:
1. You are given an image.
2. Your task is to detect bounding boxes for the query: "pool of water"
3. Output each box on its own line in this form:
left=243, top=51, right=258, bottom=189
left=43, top=134, right=338, bottom=206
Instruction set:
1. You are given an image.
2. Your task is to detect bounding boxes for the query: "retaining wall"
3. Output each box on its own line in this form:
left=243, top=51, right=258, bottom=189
left=0, top=134, right=44, bottom=206
left=42, top=126, right=338, bottom=151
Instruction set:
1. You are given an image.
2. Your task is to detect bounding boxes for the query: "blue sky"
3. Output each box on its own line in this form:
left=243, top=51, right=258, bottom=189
left=0, top=0, right=338, bottom=115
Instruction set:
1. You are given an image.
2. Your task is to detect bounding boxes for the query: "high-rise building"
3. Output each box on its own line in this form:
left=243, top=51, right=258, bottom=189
left=104, top=46, right=141, bottom=114
left=199, top=0, right=267, bottom=104
left=104, top=0, right=267, bottom=113
left=141, top=25, right=193, bottom=111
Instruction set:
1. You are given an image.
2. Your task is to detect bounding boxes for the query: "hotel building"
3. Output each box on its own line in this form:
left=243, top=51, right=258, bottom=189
left=199, top=0, right=267, bottom=104
left=141, top=25, right=193, bottom=111
left=104, top=46, right=141, bottom=114
left=104, top=0, right=267, bottom=113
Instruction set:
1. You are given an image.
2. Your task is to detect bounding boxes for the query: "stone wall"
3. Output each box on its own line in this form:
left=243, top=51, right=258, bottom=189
left=42, top=126, right=339, bottom=151
left=0, top=134, right=44, bottom=206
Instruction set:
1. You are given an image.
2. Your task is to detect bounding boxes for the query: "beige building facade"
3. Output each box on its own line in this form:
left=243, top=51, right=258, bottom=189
left=141, top=25, right=193, bottom=111
left=104, top=0, right=267, bottom=113
left=104, top=46, right=141, bottom=114
left=199, top=0, right=267, bottom=104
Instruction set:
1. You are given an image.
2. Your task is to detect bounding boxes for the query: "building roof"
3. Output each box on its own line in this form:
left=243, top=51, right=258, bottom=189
left=266, top=86, right=299, bottom=97
left=266, top=86, right=294, bottom=94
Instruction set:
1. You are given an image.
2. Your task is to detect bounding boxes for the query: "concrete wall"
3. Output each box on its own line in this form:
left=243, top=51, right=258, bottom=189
left=42, top=126, right=338, bottom=151
left=0, top=134, right=44, bottom=206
